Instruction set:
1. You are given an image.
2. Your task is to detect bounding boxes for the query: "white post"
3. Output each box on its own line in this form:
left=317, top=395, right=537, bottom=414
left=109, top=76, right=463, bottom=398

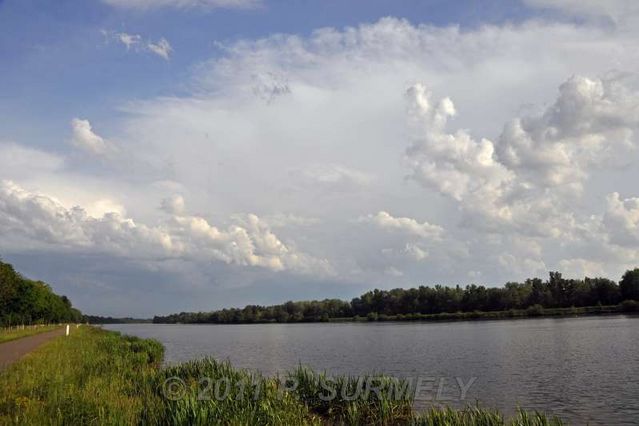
left=66, top=324, right=70, bottom=336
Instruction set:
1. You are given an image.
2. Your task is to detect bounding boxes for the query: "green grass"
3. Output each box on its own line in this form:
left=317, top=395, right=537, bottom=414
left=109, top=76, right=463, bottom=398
left=0, top=325, right=62, bottom=344
left=151, top=359, right=318, bottom=425
left=413, top=406, right=564, bottom=426
left=288, top=365, right=414, bottom=425
left=0, top=326, right=163, bottom=425
left=0, top=326, right=566, bottom=425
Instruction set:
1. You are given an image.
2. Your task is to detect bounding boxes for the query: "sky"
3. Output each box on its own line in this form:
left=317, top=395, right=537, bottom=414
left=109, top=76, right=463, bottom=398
left=2, top=0, right=639, bottom=317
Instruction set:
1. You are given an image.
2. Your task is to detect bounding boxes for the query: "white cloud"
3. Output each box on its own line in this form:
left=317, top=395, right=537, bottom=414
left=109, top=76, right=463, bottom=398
left=97, top=17, right=639, bottom=288
left=160, top=195, right=186, bottom=215
left=86, top=199, right=127, bottom=218
left=102, top=0, right=261, bottom=10
left=290, top=164, right=373, bottom=191
left=147, top=38, right=173, bottom=60
left=404, top=243, right=429, bottom=261
left=0, top=180, right=329, bottom=275
left=405, top=75, right=639, bottom=239
left=117, top=32, right=141, bottom=50
left=405, top=83, right=513, bottom=206
left=0, top=143, right=64, bottom=178
left=604, top=192, right=639, bottom=247
left=104, top=31, right=173, bottom=60
left=498, top=253, right=547, bottom=278
left=70, top=118, right=115, bottom=156
left=558, top=258, right=607, bottom=279
left=262, top=213, right=320, bottom=228
left=8, top=15, right=639, bottom=313
left=362, top=211, right=443, bottom=240
left=497, top=76, right=638, bottom=189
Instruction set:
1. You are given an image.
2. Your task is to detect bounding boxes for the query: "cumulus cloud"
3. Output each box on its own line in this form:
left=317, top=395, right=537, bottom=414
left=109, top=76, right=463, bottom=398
left=8, top=16, right=639, bottom=313
left=160, top=195, right=186, bottom=215
left=497, top=76, right=639, bottom=189
left=405, top=75, right=639, bottom=239
left=0, top=180, right=171, bottom=253
left=405, top=83, right=513, bottom=206
left=70, top=118, right=115, bottom=156
left=362, top=211, right=443, bottom=240
left=102, top=0, right=261, bottom=10
left=0, top=181, right=329, bottom=275
left=95, top=17, right=639, bottom=288
left=604, top=192, right=639, bottom=247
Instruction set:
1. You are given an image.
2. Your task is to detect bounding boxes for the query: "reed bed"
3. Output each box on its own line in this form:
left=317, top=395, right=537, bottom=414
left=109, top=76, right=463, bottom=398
left=414, top=406, right=564, bottom=426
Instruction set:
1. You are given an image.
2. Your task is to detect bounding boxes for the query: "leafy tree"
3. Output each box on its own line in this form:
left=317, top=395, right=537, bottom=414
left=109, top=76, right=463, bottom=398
left=153, top=268, right=639, bottom=324
left=0, top=259, right=82, bottom=326
left=619, top=269, right=639, bottom=301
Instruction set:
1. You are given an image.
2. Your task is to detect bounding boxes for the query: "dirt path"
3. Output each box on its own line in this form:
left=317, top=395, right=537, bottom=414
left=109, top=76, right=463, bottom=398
left=0, top=328, right=65, bottom=370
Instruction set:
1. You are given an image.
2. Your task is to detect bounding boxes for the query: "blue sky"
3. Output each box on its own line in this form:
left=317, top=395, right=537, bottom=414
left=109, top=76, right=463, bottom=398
left=0, top=0, right=538, bottom=147
left=2, top=0, right=639, bottom=316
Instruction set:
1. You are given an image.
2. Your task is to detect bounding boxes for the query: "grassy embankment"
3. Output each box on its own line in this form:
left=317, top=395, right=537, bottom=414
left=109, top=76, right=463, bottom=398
left=0, top=325, right=62, bottom=344
left=0, top=326, right=565, bottom=425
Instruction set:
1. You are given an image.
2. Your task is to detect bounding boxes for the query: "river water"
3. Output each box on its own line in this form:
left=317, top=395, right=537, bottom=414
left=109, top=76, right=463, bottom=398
left=105, top=315, right=639, bottom=425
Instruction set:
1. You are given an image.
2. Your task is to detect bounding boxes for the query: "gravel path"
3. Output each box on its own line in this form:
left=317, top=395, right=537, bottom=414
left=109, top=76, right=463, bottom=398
left=0, top=327, right=65, bottom=370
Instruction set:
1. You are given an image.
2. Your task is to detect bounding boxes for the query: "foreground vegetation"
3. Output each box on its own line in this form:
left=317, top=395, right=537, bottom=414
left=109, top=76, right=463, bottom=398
left=0, top=326, right=565, bottom=425
left=0, top=325, right=61, bottom=344
left=154, top=269, right=639, bottom=324
left=0, top=260, right=82, bottom=327
left=0, top=326, right=163, bottom=424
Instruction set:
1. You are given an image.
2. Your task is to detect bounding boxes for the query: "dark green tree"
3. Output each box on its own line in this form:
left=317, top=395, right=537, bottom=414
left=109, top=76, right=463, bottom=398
left=619, top=269, right=639, bottom=301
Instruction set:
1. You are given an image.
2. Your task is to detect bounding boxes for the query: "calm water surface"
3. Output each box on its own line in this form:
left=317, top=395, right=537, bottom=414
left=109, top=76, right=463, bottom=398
left=106, top=316, right=639, bottom=425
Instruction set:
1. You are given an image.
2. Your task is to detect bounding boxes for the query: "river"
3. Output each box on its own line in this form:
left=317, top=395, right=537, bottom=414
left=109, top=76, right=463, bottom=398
left=105, top=315, right=639, bottom=425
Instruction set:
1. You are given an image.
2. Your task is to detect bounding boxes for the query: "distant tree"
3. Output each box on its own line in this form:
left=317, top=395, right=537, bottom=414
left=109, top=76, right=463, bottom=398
left=152, top=267, right=639, bottom=325
left=587, top=278, right=620, bottom=306
left=620, top=269, right=639, bottom=301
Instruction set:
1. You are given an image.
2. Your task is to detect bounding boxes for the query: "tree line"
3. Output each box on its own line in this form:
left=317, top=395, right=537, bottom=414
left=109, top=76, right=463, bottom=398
left=153, top=269, right=639, bottom=324
left=84, top=315, right=152, bottom=324
left=0, top=260, right=83, bottom=326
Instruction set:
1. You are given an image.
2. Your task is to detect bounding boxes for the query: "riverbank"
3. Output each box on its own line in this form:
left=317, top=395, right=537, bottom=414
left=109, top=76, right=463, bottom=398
left=333, top=302, right=638, bottom=323
left=146, top=301, right=639, bottom=326
left=0, top=326, right=565, bottom=425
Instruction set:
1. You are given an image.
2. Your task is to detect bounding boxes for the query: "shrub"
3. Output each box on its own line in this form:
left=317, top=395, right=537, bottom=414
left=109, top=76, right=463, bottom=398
left=526, top=304, right=545, bottom=316
left=621, top=299, right=639, bottom=312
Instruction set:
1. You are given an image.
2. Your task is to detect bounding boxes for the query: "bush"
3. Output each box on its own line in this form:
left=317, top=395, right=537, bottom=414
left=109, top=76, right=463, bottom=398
left=621, top=299, right=639, bottom=312
left=526, top=304, right=545, bottom=316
